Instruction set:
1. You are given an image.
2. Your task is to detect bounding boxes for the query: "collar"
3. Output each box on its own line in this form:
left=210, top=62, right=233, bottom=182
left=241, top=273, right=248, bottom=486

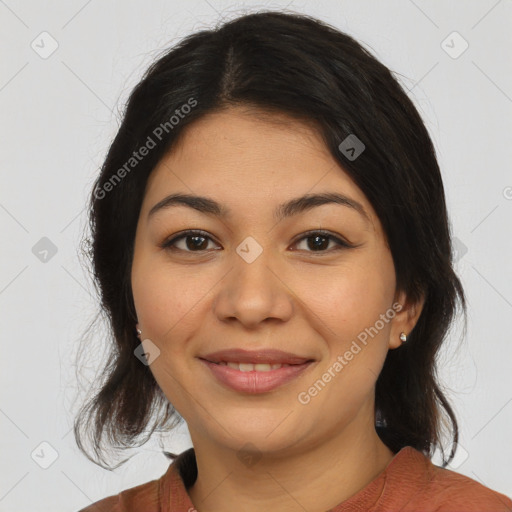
left=159, top=445, right=430, bottom=511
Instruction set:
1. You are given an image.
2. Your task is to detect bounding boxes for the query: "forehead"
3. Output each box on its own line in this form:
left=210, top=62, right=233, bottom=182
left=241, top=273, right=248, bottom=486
left=141, top=107, right=378, bottom=231
left=164, top=106, right=332, bottom=174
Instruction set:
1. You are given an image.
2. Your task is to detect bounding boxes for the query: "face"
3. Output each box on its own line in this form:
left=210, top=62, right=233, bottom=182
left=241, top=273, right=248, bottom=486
left=131, top=107, right=413, bottom=456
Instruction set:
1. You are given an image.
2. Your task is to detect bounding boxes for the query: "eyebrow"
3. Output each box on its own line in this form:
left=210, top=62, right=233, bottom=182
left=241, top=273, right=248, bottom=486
left=147, top=192, right=370, bottom=224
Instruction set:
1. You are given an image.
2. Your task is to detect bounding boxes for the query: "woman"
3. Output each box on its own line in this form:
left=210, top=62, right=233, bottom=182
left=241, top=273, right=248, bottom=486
left=75, top=10, right=512, bottom=511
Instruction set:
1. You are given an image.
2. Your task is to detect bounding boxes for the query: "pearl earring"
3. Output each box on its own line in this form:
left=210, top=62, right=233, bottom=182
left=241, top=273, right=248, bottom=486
left=399, top=332, right=407, bottom=343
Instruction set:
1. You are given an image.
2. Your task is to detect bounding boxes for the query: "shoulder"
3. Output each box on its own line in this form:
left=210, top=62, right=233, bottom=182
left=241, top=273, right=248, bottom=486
left=391, top=447, right=512, bottom=512
left=76, top=476, right=160, bottom=512
left=75, top=448, right=196, bottom=512
left=424, top=463, right=512, bottom=511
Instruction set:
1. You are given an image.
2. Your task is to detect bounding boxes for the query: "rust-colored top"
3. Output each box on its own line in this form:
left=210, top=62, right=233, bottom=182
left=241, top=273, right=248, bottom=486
left=78, top=446, right=512, bottom=511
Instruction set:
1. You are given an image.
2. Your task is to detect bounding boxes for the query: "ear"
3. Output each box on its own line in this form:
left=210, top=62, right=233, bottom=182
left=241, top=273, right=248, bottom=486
left=388, top=289, right=425, bottom=350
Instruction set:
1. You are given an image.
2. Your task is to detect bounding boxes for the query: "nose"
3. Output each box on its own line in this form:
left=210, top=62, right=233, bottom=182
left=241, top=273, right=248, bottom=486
left=212, top=241, right=294, bottom=328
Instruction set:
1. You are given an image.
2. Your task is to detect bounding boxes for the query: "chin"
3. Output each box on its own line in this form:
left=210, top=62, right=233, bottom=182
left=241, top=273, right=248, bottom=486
left=205, top=418, right=306, bottom=454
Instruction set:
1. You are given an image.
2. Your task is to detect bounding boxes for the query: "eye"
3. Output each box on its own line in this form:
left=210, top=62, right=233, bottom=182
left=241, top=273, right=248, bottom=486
left=292, top=230, right=352, bottom=253
left=160, top=229, right=352, bottom=254
left=160, top=230, right=219, bottom=252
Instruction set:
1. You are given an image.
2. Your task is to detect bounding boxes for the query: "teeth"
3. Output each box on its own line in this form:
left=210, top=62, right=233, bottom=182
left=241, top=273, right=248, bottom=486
left=219, top=362, right=290, bottom=371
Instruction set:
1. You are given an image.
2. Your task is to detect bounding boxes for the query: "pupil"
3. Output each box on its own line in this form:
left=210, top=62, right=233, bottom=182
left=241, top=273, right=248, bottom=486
left=184, top=235, right=329, bottom=251
left=309, top=235, right=328, bottom=251
left=188, top=236, right=207, bottom=250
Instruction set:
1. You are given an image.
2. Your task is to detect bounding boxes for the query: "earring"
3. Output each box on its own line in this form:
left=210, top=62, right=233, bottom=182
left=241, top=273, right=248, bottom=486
left=136, top=326, right=142, bottom=338
left=399, top=332, right=407, bottom=343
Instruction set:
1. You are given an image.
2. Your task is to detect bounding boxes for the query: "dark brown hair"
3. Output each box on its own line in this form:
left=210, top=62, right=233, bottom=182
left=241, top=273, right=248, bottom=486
left=74, top=10, right=466, bottom=470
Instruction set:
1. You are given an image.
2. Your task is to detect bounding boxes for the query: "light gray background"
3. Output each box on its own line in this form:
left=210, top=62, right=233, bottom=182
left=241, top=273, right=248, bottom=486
left=1, top=1, right=511, bottom=511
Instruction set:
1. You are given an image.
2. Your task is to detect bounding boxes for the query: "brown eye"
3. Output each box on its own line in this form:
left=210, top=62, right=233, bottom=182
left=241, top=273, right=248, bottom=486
left=292, top=231, right=351, bottom=253
left=161, top=230, right=219, bottom=252
left=160, top=229, right=352, bottom=254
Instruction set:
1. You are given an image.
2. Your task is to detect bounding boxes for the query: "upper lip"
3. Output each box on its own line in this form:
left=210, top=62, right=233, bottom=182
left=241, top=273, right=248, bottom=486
left=199, top=349, right=314, bottom=365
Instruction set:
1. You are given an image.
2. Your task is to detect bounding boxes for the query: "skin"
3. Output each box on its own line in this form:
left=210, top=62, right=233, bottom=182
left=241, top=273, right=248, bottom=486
left=131, top=106, right=424, bottom=512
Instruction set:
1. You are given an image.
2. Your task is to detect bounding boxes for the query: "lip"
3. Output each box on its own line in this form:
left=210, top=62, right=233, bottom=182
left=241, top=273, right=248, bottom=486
left=200, top=348, right=314, bottom=365
left=199, top=358, right=315, bottom=394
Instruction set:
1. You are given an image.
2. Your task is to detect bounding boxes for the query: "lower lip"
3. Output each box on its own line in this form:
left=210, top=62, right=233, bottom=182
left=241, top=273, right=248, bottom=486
left=199, top=359, right=314, bottom=394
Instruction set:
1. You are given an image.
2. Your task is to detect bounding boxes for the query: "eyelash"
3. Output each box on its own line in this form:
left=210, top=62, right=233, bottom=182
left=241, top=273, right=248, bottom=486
left=159, top=229, right=353, bottom=254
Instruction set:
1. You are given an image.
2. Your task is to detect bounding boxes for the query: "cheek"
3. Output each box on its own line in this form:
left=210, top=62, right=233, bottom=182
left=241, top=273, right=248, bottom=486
left=297, top=268, right=395, bottom=415
left=131, top=261, right=209, bottom=405
left=298, top=257, right=395, bottom=338
left=132, top=256, right=221, bottom=355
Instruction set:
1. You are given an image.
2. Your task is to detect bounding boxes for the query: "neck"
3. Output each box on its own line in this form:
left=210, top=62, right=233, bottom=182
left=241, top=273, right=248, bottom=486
left=187, top=408, right=395, bottom=512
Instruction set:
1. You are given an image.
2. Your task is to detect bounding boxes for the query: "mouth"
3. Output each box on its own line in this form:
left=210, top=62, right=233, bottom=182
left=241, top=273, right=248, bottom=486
left=203, top=361, right=303, bottom=372
left=198, top=348, right=316, bottom=394
left=199, top=348, right=315, bottom=366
